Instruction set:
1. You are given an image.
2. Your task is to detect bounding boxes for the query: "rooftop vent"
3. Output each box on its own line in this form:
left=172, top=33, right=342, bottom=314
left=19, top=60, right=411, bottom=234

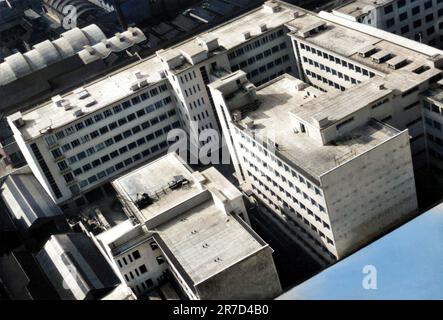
left=128, top=27, right=138, bottom=37
left=371, top=50, right=392, bottom=64
left=358, top=45, right=378, bottom=58
left=52, top=95, right=63, bottom=107
left=159, top=70, right=167, bottom=79
left=52, top=95, right=73, bottom=110
left=413, top=65, right=431, bottom=74
left=135, top=193, right=153, bottom=210
left=168, top=175, right=189, bottom=190
left=74, top=87, right=90, bottom=100
left=84, top=45, right=95, bottom=55
left=10, top=112, right=25, bottom=128
left=73, top=109, right=84, bottom=117
left=259, top=24, right=268, bottom=32
left=82, top=96, right=97, bottom=108
left=101, top=39, right=111, bottom=48
left=243, top=31, right=251, bottom=40
left=298, top=21, right=327, bottom=38
left=387, top=56, right=408, bottom=70
left=232, top=110, right=242, bottom=122
left=293, top=11, right=300, bottom=18
left=116, top=33, right=126, bottom=42
left=244, top=118, right=255, bottom=129
left=130, top=71, right=149, bottom=91
left=264, top=1, right=281, bottom=13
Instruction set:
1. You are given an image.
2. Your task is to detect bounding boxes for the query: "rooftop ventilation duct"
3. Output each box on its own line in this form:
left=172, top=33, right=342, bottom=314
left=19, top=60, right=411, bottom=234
left=259, top=24, right=268, bottom=32
left=10, top=112, right=25, bottom=128
left=73, top=109, right=84, bottom=117
left=84, top=45, right=95, bottom=55
left=243, top=31, right=251, bottom=40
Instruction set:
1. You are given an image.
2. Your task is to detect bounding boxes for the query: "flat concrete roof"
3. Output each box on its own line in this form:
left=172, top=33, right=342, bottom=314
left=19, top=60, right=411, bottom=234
left=14, top=1, right=443, bottom=140
left=156, top=197, right=263, bottom=284
left=422, top=80, right=443, bottom=106
left=113, top=154, right=202, bottom=223
left=15, top=2, right=298, bottom=141
left=332, top=0, right=393, bottom=18
left=16, top=55, right=166, bottom=140
left=293, top=67, right=441, bottom=129
left=112, top=153, right=266, bottom=284
left=288, top=11, right=442, bottom=76
left=238, top=76, right=402, bottom=180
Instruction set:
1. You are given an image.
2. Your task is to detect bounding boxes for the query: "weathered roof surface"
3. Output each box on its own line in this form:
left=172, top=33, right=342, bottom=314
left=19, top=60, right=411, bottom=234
left=112, top=153, right=267, bottom=284
left=1, top=173, right=62, bottom=230
left=278, top=202, right=443, bottom=300
left=238, top=75, right=401, bottom=180
left=333, top=0, right=393, bottom=18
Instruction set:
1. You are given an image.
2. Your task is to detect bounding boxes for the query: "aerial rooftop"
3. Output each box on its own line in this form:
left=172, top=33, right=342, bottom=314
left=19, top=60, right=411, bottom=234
left=332, top=0, right=393, bottom=19
left=237, top=75, right=403, bottom=181
left=10, top=0, right=443, bottom=140
left=112, top=153, right=203, bottom=224
left=111, top=153, right=268, bottom=285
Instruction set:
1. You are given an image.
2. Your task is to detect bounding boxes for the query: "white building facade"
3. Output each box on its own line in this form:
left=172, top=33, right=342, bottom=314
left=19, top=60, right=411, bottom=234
left=7, top=0, right=443, bottom=212
left=333, top=0, right=443, bottom=48
left=209, top=72, right=418, bottom=264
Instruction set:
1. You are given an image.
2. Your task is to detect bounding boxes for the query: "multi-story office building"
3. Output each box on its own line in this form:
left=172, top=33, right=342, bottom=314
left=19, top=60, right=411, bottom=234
left=6, top=0, right=443, bottom=209
left=333, top=0, right=443, bottom=48
left=6, top=1, right=299, bottom=207
left=421, top=79, right=443, bottom=173
left=209, top=72, right=418, bottom=264
left=95, top=153, right=281, bottom=299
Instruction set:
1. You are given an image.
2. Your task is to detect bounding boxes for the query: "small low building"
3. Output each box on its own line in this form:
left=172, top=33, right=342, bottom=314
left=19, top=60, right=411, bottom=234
left=98, top=152, right=282, bottom=300
left=36, top=232, right=121, bottom=300
left=0, top=169, right=70, bottom=247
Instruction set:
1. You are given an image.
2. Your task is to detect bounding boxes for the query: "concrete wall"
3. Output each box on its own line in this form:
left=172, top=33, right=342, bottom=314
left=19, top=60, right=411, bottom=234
left=195, top=246, right=282, bottom=300
left=321, top=130, right=418, bottom=258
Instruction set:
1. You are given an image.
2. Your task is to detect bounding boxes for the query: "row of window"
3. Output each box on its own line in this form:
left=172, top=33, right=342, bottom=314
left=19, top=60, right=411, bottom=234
left=30, top=143, right=63, bottom=199
left=236, top=126, right=322, bottom=196
left=117, top=250, right=141, bottom=268
left=179, top=70, right=198, bottom=85
left=427, top=132, right=443, bottom=146
left=68, top=121, right=179, bottom=181
left=69, top=123, right=179, bottom=192
left=299, top=42, right=376, bottom=78
left=253, top=67, right=293, bottom=86
left=52, top=97, right=174, bottom=161
left=231, top=42, right=288, bottom=72
left=250, top=179, right=334, bottom=252
left=303, top=56, right=373, bottom=81
left=306, top=69, right=346, bottom=91
left=184, top=83, right=201, bottom=98
left=384, top=0, right=442, bottom=15
left=425, top=117, right=442, bottom=131
left=228, top=29, right=286, bottom=60
left=65, top=109, right=177, bottom=168
left=423, top=100, right=443, bottom=114
left=383, top=0, right=441, bottom=15
left=243, top=54, right=291, bottom=80
left=46, top=83, right=169, bottom=145
left=243, top=156, right=327, bottom=218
